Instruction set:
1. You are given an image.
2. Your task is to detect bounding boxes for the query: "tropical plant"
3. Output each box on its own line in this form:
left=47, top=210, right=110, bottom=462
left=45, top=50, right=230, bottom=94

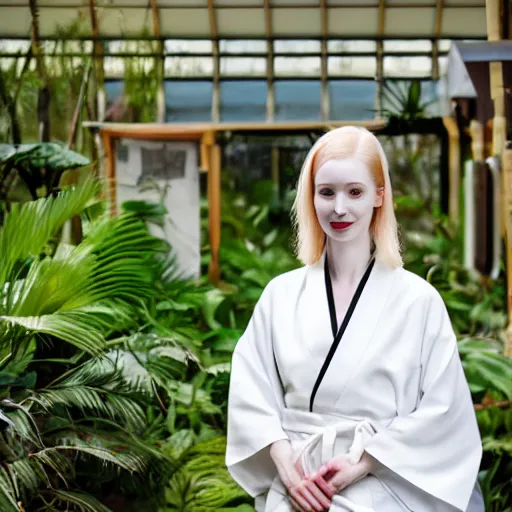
left=0, top=179, right=175, bottom=511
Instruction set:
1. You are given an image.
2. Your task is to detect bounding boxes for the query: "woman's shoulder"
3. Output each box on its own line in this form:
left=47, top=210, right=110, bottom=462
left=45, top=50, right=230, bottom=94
left=264, top=265, right=308, bottom=295
left=392, top=266, right=444, bottom=306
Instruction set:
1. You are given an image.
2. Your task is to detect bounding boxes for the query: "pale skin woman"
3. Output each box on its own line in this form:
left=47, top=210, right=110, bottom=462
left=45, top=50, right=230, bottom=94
left=269, top=156, right=384, bottom=512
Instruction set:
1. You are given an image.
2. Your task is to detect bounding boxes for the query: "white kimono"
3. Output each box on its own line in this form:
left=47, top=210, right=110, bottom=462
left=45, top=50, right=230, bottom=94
left=226, top=255, right=483, bottom=512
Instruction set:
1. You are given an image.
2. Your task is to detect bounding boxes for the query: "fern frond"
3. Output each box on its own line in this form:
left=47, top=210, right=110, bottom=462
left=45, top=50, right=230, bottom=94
left=164, top=437, right=251, bottom=511
left=37, top=387, right=145, bottom=432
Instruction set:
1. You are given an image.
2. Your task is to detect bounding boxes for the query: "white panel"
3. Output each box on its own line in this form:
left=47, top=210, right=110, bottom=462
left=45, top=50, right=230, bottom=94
left=219, top=40, right=267, bottom=53
left=274, top=56, right=321, bottom=76
left=39, top=7, right=92, bottom=37
left=98, top=8, right=151, bottom=37
left=165, top=56, right=213, bottom=77
left=327, top=40, right=377, bottom=53
left=329, top=0, right=377, bottom=4
left=383, top=55, right=432, bottom=77
left=386, top=0, right=435, bottom=4
left=328, top=8, right=378, bottom=37
left=158, top=0, right=207, bottom=4
left=217, top=8, right=265, bottom=36
left=271, top=0, right=319, bottom=5
left=445, top=0, right=485, bottom=5
left=166, top=40, right=212, bottom=53
left=99, top=0, right=149, bottom=5
left=216, top=0, right=263, bottom=5
left=273, top=8, right=321, bottom=36
left=384, top=40, right=432, bottom=52
left=0, top=40, right=31, bottom=53
left=442, top=7, right=486, bottom=37
left=438, top=39, right=453, bottom=52
left=274, top=40, right=321, bottom=53
left=116, top=139, right=201, bottom=279
left=328, top=56, right=376, bottom=77
left=385, top=8, right=434, bottom=36
left=160, top=8, right=210, bottom=37
left=220, top=56, right=266, bottom=75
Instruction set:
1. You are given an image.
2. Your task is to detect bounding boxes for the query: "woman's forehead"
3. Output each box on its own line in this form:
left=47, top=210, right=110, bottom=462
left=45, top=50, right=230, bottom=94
left=314, top=158, right=373, bottom=183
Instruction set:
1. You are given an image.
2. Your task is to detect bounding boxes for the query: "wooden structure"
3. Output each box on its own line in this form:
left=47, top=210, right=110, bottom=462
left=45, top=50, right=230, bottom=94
left=84, top=119, right=386, bottom=283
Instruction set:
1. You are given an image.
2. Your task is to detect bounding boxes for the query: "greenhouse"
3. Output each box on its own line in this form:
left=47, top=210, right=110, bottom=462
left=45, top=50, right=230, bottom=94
left=1, top=1, right=512, bottom=511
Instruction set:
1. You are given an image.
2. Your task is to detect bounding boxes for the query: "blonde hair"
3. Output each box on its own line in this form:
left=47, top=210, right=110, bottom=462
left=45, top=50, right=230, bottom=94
left=292, top=126, right=402, bottom=268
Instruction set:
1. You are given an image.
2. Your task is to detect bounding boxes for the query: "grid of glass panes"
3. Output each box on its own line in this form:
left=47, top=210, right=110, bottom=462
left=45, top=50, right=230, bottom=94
left=0, top=37, right=457, bottom=122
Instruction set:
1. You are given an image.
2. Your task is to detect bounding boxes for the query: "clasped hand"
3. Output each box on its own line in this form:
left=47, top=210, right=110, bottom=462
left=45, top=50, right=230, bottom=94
left=270, top=440, right=374, bottom=512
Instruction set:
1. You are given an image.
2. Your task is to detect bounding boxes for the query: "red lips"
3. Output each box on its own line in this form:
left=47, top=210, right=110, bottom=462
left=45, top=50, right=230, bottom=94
left=330, top=221, right=353, bottom=230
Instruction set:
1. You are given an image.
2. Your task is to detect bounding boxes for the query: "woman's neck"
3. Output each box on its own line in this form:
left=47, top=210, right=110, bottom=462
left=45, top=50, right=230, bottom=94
left=325, top=235, right=372, bottom=283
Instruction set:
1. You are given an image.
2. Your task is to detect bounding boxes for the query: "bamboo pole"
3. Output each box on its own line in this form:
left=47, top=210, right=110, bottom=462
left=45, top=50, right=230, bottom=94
left=486, top=0, right=512, bottom=356
left=101, top=131, right=117, bottom=216
left=208, top=143, right=221, bottom=284
left=151, top=0, right=165, bottom=123
left=469, top=120, right=485, bottom=161
left=442, top=116, right=461, bottom=222
left=503, top=148, right=512, bottom=357
left=68, top=59, right=92, bottom=150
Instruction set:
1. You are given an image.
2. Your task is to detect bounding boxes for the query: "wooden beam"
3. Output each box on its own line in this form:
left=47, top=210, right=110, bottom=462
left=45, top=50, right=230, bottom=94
left=89, top=0, right=105, bottom=121
left=432, top=0, right=444, bottom=79
left=151, top=0, right=165, bottom=123
left=264, top=0, right=274, bottom=121
left=29, top=0, right=51, bottom=142
left=376, top=0, right=386, bottom=116
left=208, top=143, right=221, bottom=284
left=84, top=119, right=388, bottom=137
left=208, top=0, right=220, bottom=122
left=503, top=149, right=512, bottom=357
left=320, top=0, right=328, bottom=121
left=442, top=116, right=460, bottom=222
left=486, top=0, right=511, bottom=356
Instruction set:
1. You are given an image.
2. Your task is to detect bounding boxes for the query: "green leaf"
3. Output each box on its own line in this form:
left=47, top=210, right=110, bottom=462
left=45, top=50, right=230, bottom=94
left=202, top=289, right=225, bottom=330
left=46, top=490, right=112, bottom=512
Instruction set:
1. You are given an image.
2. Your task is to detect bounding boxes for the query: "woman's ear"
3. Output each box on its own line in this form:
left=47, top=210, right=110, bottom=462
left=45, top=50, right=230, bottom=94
left=374, top=187, right=384, bottom=207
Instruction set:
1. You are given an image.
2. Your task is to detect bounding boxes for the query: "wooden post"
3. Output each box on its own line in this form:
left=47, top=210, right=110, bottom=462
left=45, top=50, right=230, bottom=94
left=208, top=143, right=221, bottom=284
left=271, top=146, right=280, bottom=203
left=470, top=120, right=485, bottom=161
left=151, top=0, right=165, bottom=123
left=486, top=0, right=512, bottom=355
left=503, top=149, right=512, bottom=357
left=442, top=116, right=461, bottom=223
left=101, top=131, right=117, bottom=216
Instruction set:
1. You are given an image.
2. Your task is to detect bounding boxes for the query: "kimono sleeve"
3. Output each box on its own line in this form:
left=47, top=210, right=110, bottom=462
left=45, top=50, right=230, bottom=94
left=365, top=288, right=482, bottom=512
left=225, top=281, right=289, bottom=497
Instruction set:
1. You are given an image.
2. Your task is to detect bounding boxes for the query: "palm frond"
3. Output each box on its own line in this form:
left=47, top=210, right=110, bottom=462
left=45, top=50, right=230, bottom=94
left=42, top=490, right=112, bottom=512
left=1, top=311, right=106, bottom=356
left=0, top=467, right=19, bottom=512
left=0, top=178, right=99, bottom=286
left=36, top=367, right=146, bottom=431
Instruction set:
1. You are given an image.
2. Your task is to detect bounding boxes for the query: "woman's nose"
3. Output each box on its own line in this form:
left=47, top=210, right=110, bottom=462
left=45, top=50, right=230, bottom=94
left=334, top=194, right=346, bottom=216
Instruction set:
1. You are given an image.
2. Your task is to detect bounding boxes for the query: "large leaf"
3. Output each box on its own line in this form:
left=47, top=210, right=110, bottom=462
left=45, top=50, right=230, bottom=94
left=0, top=178, right=99, bottom=286
left=44, top=490, right=112, bottom=512
left=1, top=143, right=91, bottom=170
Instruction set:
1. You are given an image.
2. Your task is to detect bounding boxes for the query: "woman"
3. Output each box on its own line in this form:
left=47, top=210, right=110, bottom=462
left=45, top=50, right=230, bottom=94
left=225, top=127, right=483, bottom=512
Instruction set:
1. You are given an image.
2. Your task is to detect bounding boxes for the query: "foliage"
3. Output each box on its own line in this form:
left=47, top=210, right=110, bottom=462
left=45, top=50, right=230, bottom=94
left=0, top=179, right=174, bottom=511
left=0, top=142, right=91, bottom=202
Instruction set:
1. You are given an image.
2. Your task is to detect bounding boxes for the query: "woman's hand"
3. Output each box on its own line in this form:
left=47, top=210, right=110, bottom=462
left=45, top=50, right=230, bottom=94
left=270, top=440, right=333, bottom=512
left=311, top=452, right=375, bottom=496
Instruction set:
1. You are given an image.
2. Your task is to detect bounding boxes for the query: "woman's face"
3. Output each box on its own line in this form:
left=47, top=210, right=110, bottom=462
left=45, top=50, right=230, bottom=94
left=313, top=158, right=382, bottom=243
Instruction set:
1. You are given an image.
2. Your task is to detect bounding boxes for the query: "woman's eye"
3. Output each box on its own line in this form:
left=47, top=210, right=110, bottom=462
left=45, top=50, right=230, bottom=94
left=349, top=188, right=362, bottom=197
left=319, top=188, right=334, bottom=197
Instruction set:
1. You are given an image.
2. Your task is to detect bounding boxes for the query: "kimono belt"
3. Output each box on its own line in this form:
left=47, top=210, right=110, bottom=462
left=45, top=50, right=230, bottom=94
left=261, top=408, right=394, bottom=512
